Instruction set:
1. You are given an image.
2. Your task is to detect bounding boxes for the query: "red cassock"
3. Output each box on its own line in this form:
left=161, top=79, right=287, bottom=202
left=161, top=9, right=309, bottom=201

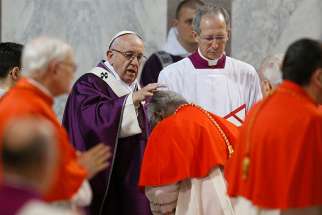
left=0, top=78, right=87, bottom=201
left=225, top=81, right=322, bottom=209
left=139, top=104, right=239, bottom=187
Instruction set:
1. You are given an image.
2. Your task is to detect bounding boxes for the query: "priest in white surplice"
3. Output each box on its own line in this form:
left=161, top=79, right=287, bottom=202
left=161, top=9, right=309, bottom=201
left=158, top=4, right=262, bottom=126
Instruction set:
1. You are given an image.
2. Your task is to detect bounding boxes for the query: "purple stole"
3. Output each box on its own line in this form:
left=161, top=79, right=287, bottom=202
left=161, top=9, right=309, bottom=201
left=0, top=184, right=41, bottom=215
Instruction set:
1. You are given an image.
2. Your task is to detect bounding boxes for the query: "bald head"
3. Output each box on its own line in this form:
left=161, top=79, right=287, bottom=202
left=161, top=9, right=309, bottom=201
left=1, top=117, right=58, bottom=193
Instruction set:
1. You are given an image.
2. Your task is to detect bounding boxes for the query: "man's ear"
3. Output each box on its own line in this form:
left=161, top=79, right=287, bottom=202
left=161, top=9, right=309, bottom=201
left=226, top=29, right=231, bottom=41
left=192, top=31, right=199, bottom=43
left=9, top=67, right=21, bottom=81
left=172, top=18, right=179, bottom=27
left=262, top=80, right=273, bottom=96
left=106, top=50, right=113, bottom=60
left=47, top=61, right=59, bottom=75
left=313, top=68, right=322, bottom=88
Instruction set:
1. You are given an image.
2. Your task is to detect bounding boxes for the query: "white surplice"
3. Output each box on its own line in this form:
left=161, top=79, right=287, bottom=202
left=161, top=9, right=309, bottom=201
left=158, top=52, right=262, bottom=126
left=233, top=197, right=322, bottom=215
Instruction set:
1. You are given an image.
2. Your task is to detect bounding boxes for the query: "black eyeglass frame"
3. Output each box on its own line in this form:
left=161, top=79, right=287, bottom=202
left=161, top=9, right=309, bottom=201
left=110, top=49, right=147, bottom=63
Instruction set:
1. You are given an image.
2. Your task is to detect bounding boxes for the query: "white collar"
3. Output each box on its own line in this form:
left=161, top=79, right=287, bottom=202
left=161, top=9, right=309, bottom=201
left=198, top=48, right=223, bottom=66
left=162, top=27, right=190, bottom=57
left=103, top=61, right=138, bottom=92
left=0, top=88, right=7, bottom=97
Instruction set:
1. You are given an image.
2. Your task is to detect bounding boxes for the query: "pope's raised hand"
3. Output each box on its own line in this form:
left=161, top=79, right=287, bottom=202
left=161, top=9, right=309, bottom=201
left=132, top=83, right=160, bottom=107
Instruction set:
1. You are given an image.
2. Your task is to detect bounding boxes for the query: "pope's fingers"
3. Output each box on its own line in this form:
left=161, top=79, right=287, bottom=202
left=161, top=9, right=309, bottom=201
left=96, top=162, right=110, bottom=173
left=157, top=84, right=167, bottom=88
left=96, top=150, right=112, bottom=162
left=145, top=83, right=160, bottom=90
left=145, top=92, right=154, bottom=97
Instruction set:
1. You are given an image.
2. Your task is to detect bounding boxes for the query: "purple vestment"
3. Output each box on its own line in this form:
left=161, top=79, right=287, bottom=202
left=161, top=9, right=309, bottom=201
left=0, top=184, right=40, bottom=215
left=62, top=61, right=151, bottom=215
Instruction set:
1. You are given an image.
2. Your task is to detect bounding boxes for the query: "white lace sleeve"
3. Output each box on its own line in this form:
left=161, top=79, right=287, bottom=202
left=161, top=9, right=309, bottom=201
left=145, top=184, right=179, bottom=214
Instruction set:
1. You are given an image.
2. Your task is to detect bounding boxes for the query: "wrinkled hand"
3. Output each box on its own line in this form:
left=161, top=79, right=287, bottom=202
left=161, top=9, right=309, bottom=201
left=77, top=143, right=111, bottom=179
left=132, top=83, right=160, bottom=107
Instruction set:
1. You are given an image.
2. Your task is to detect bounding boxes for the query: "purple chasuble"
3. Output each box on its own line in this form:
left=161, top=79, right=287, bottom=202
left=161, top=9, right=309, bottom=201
left=62, top=61, right=151, bottom=215
left=188, top=51, right=226, bottom=69
left=0, top=184, right=41, bottom=215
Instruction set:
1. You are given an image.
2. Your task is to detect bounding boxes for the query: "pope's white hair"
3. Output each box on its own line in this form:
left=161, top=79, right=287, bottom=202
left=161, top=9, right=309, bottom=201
left=22, top=36, right=73, bottom=74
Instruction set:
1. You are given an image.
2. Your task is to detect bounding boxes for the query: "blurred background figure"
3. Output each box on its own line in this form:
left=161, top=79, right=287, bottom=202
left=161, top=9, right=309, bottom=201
left=0, top=36, right=111, bottom=211
left=140, top=0, right=204, bottom=86
left=226, top=38, right=322, bottom=215
left=258, top=54, right=283, bottom=97
left=0, top=117, right=74, bottom=214
left=0, top=42, right=23, bottom=96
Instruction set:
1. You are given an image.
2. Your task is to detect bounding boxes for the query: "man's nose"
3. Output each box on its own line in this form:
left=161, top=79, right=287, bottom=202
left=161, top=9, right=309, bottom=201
left=130, top=56, right=140, bottom=65
left=211, top=40, right=219, bottom=49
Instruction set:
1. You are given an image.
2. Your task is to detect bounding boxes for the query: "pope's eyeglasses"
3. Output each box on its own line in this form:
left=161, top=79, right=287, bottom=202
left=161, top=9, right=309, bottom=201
left=111, top=49, right=146, bottom=63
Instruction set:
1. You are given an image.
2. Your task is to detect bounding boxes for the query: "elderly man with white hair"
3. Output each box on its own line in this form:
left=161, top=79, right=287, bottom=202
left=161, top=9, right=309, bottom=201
left=258, top=54, right=283, bottom=97
left=0, top=36, right=111, bottom=211
left=63, top=31, right=159, bottom=215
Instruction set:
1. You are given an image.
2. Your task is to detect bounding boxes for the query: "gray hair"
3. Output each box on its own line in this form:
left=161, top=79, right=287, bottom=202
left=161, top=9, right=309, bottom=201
left=259, top=54, right=284, bottom=86
left=147, top=90, right=187, bottom=129
left=22, top=36, right=73, bottom=74
left=193, top=4, right=231, bottom=35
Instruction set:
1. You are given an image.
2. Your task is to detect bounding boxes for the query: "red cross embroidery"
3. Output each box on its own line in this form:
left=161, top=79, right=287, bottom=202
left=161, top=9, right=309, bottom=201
left=223, top=104, right=246, bottom=124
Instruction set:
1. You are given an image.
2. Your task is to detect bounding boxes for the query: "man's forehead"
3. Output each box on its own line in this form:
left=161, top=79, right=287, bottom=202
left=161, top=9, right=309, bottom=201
left=109, top=31, right=142, bottom=49
left=178, top=6, right=196, bottom=19
left=118, top=34, right=142, bottom=42
left=114, top=35, right=144, bottom=50
left=200, top=14, right=227, bottom=31
left=202, top=13, right=226, bottom=22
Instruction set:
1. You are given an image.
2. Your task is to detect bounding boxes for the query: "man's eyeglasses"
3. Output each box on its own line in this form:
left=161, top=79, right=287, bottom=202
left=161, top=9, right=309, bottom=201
left=110, top=49, right=146, bottom=63
left=199, top=35, right=227, bottom=43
